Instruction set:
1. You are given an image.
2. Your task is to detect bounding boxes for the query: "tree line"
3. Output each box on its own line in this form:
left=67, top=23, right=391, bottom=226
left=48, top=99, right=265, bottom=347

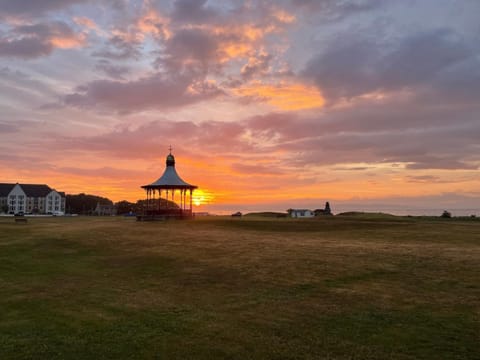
left=66, top=193, right=177, bottom=215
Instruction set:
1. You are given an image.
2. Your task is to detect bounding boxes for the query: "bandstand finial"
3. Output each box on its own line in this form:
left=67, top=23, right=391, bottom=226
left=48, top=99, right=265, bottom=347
left=169, top=145, right=173, bottom=154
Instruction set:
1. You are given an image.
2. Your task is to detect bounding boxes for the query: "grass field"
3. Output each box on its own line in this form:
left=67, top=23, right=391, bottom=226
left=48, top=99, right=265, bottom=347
left=0, top=215, right=479, bottom=359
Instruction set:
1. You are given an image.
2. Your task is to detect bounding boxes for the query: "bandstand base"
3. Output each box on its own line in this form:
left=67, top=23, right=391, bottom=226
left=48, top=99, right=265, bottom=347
left=136, top=210, right=194, bottom=221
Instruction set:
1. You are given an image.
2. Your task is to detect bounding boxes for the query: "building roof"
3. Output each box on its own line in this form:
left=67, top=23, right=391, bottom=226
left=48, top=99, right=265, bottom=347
left=20, top=184, right=53, bottom=197
left=142, top=153, right=197, bottom=190
left=0, top=183, right=63, bottom=197
left=0, top=183, right=15, bottom=196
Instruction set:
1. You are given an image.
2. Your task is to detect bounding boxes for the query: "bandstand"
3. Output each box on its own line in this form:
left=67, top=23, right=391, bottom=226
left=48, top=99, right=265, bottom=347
left=137, top=149, right=197, bottom=221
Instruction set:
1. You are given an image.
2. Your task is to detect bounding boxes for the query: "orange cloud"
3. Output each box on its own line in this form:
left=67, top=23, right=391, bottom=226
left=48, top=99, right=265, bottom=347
left=272, top=9, right=296, bottom=24
left=50, top=33, right=86, bottom=48
left=234, top=82, right=325, bottom=110
left=136, top=8, right=171, bottom=40
left=73, top=16, right=97, bottom=30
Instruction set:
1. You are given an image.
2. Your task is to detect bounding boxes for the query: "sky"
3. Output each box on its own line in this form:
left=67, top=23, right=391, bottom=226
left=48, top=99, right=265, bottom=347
left=0, top=0, right=479, bottom=215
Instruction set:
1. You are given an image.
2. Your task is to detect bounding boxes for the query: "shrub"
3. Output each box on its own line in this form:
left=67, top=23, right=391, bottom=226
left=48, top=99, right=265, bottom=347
left=441, top=210, right=452, bottom=218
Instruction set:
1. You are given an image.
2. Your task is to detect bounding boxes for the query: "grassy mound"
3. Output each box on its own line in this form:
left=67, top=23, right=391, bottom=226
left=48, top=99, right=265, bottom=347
left=243, top=211, right=288, bottom=218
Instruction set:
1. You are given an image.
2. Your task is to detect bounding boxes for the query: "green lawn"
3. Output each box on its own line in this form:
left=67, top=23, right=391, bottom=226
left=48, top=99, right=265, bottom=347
left=0, top=215, right=479, bottom=359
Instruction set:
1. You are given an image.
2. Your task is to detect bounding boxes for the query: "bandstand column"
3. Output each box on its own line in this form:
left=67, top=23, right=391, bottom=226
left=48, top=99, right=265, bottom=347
left=146, top=189, right=150, bottom=211
left=189, top=189, right=193, bottom=214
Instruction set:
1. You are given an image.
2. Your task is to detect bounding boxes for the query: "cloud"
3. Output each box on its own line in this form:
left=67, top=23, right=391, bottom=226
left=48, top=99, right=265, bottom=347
left=136, top=7, right=171, bottom=40
left=56, top=166, right=147, bottom=179
left=0, top=36, right=54, bottom=59
left=92, top=33, right=142, bottom=60
left=0, top=122, right=19, bottom=133
left=0, top=21, right=86, bottom=59
left=230, top=163, right=285, bottom=176
left=171, top=0, right=218, bottom=24
left=291, top=0, right=381, bottom=17
left=95, top=60, right=130, bottom=79
left=159, top=27, right=220, bottom=73
left=63, top=74, right=223, bottom=113
left=0, top=0, right=87, bottom=18
left=73, top=16, right=97, bottom=30
left=55, top=89, right=480, bottom=171
left=233, top=81, right=325, bottom=110
left=303, top=29, right=478, bottom=103
left=146, top=0, right=296, bottom=76
left=241, top=50, right=272, bottom=79
left=56, top=120, right=246, bottom=159
left=67, top=1, right=301, bottom=113
left=406, top=175, right=446, bottom=184
left=0, top=66, right=59, bottom=102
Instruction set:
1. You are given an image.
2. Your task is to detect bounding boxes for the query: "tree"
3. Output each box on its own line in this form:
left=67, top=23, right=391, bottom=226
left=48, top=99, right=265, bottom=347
left=66, top=193, right=113, bottom=214
left=441, top=210, right=452, bottom=218
left=115, top=200, right=135, bottom=215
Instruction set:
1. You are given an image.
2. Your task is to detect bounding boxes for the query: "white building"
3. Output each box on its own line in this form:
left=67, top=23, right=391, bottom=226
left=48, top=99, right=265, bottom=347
left=289, top=209, right=315, bottom=218
left=0, top=183, right=66, bottom=215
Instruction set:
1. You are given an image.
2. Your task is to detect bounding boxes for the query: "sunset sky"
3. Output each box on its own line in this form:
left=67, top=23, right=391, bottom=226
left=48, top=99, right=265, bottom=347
left=1, top=0, right=479, bottom=214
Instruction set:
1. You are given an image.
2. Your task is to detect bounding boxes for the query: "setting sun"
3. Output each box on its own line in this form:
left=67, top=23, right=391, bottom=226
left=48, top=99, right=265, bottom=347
left=192, top=189, right=214, bottom=207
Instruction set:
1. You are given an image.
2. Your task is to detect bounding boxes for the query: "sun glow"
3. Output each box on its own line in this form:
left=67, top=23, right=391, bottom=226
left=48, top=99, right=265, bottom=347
left=192, top=189, right=214, bottom=207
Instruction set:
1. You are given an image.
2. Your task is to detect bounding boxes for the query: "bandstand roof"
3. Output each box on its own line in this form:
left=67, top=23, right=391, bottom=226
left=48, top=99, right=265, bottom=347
left=142, top=153, right=197, bottom=190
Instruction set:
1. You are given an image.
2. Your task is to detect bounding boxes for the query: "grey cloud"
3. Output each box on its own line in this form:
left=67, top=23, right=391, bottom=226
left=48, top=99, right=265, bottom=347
left=159, top=28, right=220, bottom=74
left=430, top=55, right=480, bottom=105
left=171, top=0, right=218, bottom=23
left=380, top=29, right=472, bottom=89
left=15, top=21, right=77, bottom=38
left=0, top=122, right=19, bottom=133
left=92, top=35, right=142, bottom=60
left=0, top=21, right=83, bottom=59
left=95, top=60, right=130, bottom=79
left=291, top=0, right=381, bottom=19
left=63, top=73, right=223, bottom=113
left=0, top=0, right=87, bottom=17
left=0, top=36, right=53, bottom=58
left=304, top=29, right=478, bottom=102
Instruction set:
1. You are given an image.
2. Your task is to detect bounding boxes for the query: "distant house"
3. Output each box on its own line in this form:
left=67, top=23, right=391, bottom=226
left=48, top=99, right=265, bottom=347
left=289, top=209, right=314, bottom=218
left=94, top=202, right=116, bottom=216
left=314, top=202, right=333, bottom=216
left=231, top=211, right=242, bottom=217
left=0, top=183, right=66, bottom=215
